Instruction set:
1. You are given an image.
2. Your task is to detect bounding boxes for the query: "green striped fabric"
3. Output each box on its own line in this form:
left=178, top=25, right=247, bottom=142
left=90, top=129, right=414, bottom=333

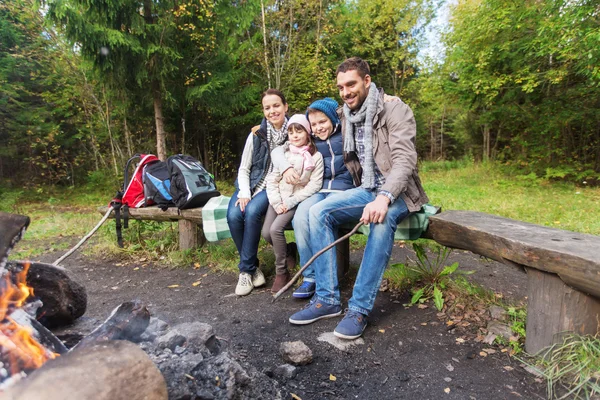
left=201, top=196, right=438, bottom=242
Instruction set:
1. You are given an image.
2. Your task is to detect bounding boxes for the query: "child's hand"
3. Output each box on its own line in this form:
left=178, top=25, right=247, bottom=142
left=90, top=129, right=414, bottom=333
left=276, top=204, right=288, bottom=214
left=282, top=167, right=299, bottom=185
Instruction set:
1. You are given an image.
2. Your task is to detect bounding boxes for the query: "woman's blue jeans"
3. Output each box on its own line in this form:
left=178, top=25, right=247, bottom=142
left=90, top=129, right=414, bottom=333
left=226, top=190, right=269, bottom=273
left=309, top=187, right=409, bottom=315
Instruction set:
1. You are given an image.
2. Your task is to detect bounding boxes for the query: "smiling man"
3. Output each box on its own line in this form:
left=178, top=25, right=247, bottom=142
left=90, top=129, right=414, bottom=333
left=289, top=57, right=429, bottom=339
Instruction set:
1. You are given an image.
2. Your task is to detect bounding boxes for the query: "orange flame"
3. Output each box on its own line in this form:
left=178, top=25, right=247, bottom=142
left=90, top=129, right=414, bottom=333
left=0, top=263, right=58, bottom=375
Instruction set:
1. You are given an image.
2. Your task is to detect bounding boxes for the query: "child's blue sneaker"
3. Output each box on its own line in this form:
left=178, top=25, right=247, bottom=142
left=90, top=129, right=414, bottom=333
left=333, top=310, right=368, bottom=339
left=292, top=280, right=316, bottom=299
left=289, top=299, right=342, bottom=325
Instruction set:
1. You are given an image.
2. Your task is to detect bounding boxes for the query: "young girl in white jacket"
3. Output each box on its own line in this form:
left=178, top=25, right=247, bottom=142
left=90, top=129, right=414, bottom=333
left=262, top=114, right=324, bottom=293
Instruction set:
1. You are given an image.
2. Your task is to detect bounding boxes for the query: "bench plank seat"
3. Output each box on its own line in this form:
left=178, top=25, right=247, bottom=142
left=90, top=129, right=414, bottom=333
left=426, top=210, right=600, bottom=298
left=103, top=206, right=203, bottom=224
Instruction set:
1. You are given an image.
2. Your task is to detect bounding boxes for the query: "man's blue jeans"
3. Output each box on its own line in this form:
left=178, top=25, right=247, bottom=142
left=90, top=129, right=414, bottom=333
left=226, top=190, right=269, bottom=273
left=309, top=187, right=409, bottom=315
left=292, top=192, right=338, bottom=282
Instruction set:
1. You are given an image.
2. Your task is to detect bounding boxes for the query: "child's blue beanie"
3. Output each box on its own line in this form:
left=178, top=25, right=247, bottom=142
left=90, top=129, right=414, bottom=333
left=306, top=97, right=340, bottom=126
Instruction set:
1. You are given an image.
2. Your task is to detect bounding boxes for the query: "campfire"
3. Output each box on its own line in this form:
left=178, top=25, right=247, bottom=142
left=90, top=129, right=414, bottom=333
left=0, top=211, right=283, bottom=400
left=0, top=263, right=58, bottom=386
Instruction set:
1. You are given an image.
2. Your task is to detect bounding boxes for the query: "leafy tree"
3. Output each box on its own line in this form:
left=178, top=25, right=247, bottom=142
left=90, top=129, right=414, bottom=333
left=46, top=0, right=217, bottom=161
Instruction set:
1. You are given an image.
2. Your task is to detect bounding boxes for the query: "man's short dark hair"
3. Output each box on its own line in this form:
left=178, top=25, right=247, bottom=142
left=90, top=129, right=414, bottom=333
left=336, top=57, right=370, bottom=79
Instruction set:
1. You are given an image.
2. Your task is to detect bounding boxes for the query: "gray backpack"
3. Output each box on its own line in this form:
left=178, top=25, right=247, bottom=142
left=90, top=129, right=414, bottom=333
left=167, top=155, right=220, bottom=209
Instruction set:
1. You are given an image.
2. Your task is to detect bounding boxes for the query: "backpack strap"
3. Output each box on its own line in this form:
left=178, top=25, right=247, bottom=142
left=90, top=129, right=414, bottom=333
left=123, top=204, right=129, bottom=229
left=110, top=191, right=124, bottom=248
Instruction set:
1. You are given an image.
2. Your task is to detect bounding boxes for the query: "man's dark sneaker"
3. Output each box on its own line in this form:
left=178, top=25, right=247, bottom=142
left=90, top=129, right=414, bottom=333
left=289, top=299, right=342, bottom=325
left=334, top=310, right=368, bottom=339
left=292, top=280, right=316, bottom=299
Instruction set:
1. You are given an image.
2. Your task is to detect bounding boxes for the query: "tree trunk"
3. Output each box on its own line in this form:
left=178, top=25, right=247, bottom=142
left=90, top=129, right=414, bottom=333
left=260, top=0, right=272, bottom=88
left=483, top=123, right=490, bottom=161
left=315, top=0, right=322, bottom=59
left=153, top=85, right=167, bottom=161
left=123, top=117, right=133, bottom=158
left=429, top=120, right=434, bottom=160
left=440, top=105, right=445, bottom=160
left=181, top=117, right=186, bottom=154
left=102, top=87, right=119, bottom=176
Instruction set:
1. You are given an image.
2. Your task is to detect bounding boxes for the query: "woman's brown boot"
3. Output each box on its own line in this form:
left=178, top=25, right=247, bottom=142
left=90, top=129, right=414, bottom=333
left=271, top=271, right=291, bottom=293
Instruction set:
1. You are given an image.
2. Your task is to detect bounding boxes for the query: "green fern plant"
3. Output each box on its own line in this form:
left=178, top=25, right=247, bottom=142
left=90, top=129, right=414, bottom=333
left=404, top=243, right=472, bottom=311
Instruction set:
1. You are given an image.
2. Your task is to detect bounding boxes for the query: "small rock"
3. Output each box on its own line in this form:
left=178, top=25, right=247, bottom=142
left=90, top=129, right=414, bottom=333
left=444, top=377, right=452, bottom=382
left=445, top=364, right=454, bottom=372
left=141, top=317, right=170, bottom=342
left=172, top=322, right=215, bottom=352
left=174, top=345, right=186, bottom=355
left=317, top=332, right=365, bottom=351
left=273, top=364, right=297, bottom=380
left=280, top=341, right=313, bottom=365
left=487, top=321, right=513, bottom=341
left=156, top=330, right=186, bottom=351
left=397, top=371, right=410, bottom=382
left=489, top=305, right=507, bottom=321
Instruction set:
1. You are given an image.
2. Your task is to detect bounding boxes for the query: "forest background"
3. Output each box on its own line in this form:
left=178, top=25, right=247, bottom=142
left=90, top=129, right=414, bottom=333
left=0, top=0, right=599, bottom=189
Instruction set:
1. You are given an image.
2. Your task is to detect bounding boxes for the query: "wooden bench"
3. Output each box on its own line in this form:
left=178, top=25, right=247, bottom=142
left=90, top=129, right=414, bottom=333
left=424, top=210, right=600, bottom=354
left=102, top=206, right=599, bottom=353
left=101, top=205, right=351, bottom=276
left=101, top=206, right=206, bottom=250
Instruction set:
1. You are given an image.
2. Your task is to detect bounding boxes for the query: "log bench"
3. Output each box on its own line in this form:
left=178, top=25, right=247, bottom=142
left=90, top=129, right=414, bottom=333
left=424, top=210, right=600, bottom=354
left=101, top=206, right=206, bottom=250
left=100, top=205, right=352, bottom=277
left=100, top=206, right=600, bottom=353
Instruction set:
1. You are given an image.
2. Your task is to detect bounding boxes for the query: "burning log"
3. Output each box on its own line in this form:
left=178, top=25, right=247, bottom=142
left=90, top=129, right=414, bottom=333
left=0, top=263, right=60, bottom=387
left=7, top=261, right=87, bottom=328
left=74, top=300, right=150, bottom=349
left=2, top=340, right=168, bottom=400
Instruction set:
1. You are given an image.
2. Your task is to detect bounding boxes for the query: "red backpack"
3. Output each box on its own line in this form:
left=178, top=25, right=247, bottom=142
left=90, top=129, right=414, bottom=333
left=109, top=154, right=159, bottom=247
left=122, top=154, right=159, bottom=207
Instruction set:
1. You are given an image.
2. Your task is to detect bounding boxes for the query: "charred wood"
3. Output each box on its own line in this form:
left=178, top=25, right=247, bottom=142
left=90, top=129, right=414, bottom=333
left=0, top=213, right=29, bottom=269
left=74, top=300, right=150, bottom=349
left=7, top=261, right=87, bottom=328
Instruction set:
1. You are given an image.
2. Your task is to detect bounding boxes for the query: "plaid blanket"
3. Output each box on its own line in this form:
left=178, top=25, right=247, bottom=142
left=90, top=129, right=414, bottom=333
left=201, top=195, right=438, bottom=243
left=201, top=195, right=233, bottom=242
left=355, top=203, right=439, bottom=240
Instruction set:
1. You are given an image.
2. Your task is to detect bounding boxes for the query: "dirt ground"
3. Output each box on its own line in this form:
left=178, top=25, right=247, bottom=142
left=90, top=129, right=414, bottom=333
left=35, top=240, right=547, bottom=400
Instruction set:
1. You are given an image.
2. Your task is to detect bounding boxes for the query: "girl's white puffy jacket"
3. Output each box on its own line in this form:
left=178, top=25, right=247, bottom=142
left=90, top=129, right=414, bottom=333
left=266, top=142, right=324, bottom=210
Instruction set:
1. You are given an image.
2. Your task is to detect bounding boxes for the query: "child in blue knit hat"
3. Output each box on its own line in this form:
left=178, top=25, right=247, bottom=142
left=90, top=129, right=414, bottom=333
left=271, top=98, right=356, bottom=298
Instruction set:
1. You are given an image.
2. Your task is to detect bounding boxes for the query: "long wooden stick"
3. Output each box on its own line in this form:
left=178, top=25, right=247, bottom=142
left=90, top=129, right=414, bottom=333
left=53, top=208, right=113, bottom=266
left=272, top=221, right=364, bottom=302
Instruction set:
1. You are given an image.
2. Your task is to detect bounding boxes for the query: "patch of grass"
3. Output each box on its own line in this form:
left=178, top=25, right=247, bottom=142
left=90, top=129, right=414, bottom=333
left=527, top=335, right=600, bottom=399
left=421, top=161, right=600, bottom=235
